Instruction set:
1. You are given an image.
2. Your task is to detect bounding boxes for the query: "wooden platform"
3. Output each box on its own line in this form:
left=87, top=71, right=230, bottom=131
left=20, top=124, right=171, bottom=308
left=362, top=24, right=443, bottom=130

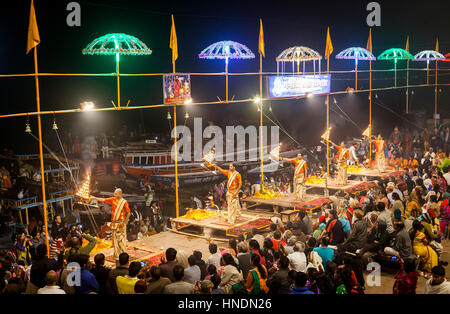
left=348, top=168, right=404, bottom=179
left=305, top=179, right=362, bottom=193
left=242, top=193, right=331, bottom=214
left=170, top=213, right=272, bottom=239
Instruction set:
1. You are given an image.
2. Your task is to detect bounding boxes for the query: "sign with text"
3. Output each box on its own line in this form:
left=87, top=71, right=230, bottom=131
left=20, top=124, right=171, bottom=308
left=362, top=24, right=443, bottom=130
left=267, top=74, right=331, bottom=98
left=163, top=73, right=191, bottom=104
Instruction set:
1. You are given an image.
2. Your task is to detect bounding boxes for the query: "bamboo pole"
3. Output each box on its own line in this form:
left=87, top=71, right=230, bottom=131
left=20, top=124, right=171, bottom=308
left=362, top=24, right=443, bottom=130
left=435, top=60, right=438, bottom=128
left=406, top=60, right=409, bottom=113
left=174, top=104, right=179, bottom=217
left=369, top=60, right=372, bottom=162
left=326, top=58, right=330, bottom=177
left=172, top=62, right=180, bottom=218
left=259, top=53, right=264, bottom=188
left=394, top=60, right=397, bottom=88
left=355, top=61, right=358, bottom=91
left=116, top=55, right=121, bottom=109
left=33, top=47, right=50, bottom=257
left=427, top=61, right=429, bottom=85
left=225, top=59, right=229, bottom=102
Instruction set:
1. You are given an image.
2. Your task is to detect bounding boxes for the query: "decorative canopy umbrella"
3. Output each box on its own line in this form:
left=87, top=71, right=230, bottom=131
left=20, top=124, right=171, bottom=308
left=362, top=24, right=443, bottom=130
left=199, top=40, right=255, bottom=102
left=443, top=53, right=450, bottom=62
left=377, top=48, right=413, bottom=88
left=412, top=50, right=445, bottom=84
left=82, top=33, right=152, bottom=109
left=336, top=47, right=375, bottom=91
left=276, top=46, right=322, bottom=74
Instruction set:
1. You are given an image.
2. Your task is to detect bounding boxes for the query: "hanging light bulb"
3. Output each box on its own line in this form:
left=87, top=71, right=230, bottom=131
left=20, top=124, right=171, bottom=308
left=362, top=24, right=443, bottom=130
left=257, top=107, right=260, bottom=112
left=167, top=111, right=172, bottom=120
left=184, top=112, right=189, bottom=119
left=269, top=105, right=272, bottom=112
left=375, top=94, right=378, bottom=99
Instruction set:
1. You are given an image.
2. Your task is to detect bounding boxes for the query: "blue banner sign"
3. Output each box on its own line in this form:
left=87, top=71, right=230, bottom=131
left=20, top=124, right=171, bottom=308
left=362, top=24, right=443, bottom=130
left=267, top=74, right=331, bottom=98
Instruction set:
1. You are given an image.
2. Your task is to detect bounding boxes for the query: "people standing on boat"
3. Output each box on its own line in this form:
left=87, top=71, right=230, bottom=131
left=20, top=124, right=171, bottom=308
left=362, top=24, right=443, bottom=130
left=210, top=163, right=242, bottom=224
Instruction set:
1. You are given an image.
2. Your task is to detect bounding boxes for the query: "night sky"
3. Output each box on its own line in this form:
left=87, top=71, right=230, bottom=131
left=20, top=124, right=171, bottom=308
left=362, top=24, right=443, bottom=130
left=0, top=0, right=449, bottom=154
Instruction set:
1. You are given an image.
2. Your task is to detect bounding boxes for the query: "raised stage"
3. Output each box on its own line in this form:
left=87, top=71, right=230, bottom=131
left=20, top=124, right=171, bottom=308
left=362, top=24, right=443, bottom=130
left=170, top=213, right=272, bottom=239
left=347, top=168, right=405, bottom=180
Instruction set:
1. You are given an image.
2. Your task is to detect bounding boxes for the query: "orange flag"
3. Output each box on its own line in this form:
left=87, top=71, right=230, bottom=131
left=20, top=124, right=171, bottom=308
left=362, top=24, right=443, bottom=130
left=405, top=35, right=410, bottom=52
left=366, top=28, right=372, bottom=53
left=170, top=14, right=178, bottom=64
left=325, top=27, right=333, bottom=60
left=26, top=0, right=40, bottom=54
left=435, top=37, right=439, bottom=52
left=258, top=19, right=265, bottom=57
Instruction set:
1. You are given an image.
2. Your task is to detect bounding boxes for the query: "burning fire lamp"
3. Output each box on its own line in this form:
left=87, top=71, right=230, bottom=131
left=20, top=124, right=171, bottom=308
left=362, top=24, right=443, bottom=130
left=270, top=143, right=282, bottom=160
left=202, top=147, right=216, bottom=173
left=184, top=98, right=193, bottom=105
left=362, top=125, right=371, bottom=138
left=321, top=127, right=331, bottom=142
left=346, top=87, right=355, bottom=93
left=75, top=174, right=91, bottom=201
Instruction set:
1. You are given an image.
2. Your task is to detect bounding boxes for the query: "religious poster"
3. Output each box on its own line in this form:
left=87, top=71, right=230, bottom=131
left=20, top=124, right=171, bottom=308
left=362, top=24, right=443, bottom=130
left=267, top=74, right=331, bottom=98
left=163, top=73, right=191, bottom=104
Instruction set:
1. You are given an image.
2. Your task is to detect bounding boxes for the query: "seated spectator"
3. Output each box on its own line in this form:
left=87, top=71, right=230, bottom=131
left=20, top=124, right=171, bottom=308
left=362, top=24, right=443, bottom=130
left=145, top=266, right=171, bottom=294
left=236, top=242, right=251, bottom=280
left=74, top=254, right=99, bottom=294
left=288, top=242, right=307, bottom=272
left=116, top=261, right=142, bottom=294
left=159, top=248, right=181, bottom=282
left=163, top=265, right=194, bottom=294
left=218, top=253, right=243, bottom=294
left=313, top=237, right=334, bottom=271
left=134, top=280, right=147, bottom=294
left=207, top=243, right=221, bottom=269
left=90, top=253, right=110, bottom=295
left=106, top=252, right=129, bottom=294
left=393, top=260, right=418, bottom=294
left=184, top=255, right=201, bottom=284
left=210, top=273, right=225, bottom=294
left=37, top=271, right=66, bottom=294
left=290, top=271, right=315, bottom=294
left=245, top=254, right=268, bottom=294
left=267, top=255, right=291, bottom=294
left=424, top=265, right=450, bottom=294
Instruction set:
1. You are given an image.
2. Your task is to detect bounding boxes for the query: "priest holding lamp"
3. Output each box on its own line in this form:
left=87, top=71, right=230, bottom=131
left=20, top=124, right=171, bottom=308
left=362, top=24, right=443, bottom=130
left=279, top=153, right=307, bottom=201
left=210, top=163, right=242, bottom=224
left=93, top=188, right=130, bottom=258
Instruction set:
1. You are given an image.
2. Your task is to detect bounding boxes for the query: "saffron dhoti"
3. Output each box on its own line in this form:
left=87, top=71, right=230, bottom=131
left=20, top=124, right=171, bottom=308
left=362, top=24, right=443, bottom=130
left=294, top=174, right=306, bottom=201
left=226, top=191, right=241, bottom=224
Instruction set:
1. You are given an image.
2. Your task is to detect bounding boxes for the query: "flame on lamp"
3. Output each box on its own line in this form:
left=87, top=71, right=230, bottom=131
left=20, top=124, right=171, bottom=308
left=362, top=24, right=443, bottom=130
left=362, top=125, right=371, bottom=138
left=76, top=174, right=91, bottom=200
left=321, top=127, right=331, bottom=142
left=270, top=143, right=281, bottom=159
